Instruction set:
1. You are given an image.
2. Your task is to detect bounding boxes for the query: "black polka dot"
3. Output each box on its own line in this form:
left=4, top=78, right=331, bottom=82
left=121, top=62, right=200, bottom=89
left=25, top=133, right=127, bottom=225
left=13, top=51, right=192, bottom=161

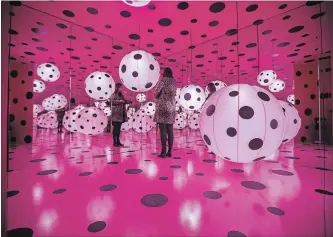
left=277, top=42, right=290, bottom=47
left=229, top=91, right=238, bottom=97
left=164, top=38, right=175, bottom=43
left=203, top=135, right=211, bottom=145
left=288, top=26, right=304, bottom=33
left=257, top=92, right=270, bottom=101
left=246, top=4, right=258, bottom=12
left=226, top=127, right=237, bottom=137
left=296, top=71, right=302, bottom=76
left=158, top=18, right=172, bottom=26
left=134, top=54, right=142, bottom=60
left=120, top=10, right=131, bottom=17
left=239, top=106, right=254, bottom=119
left=310, top=94, right=316, bottom=99
left=10, top=70, right=18, bottom=78
left=87, top=7, right=98, bottom=14
left=190, top=18, right=197, bottom=23
left=301, top=136, right=307, bottom=142
left=184, top=93, right=191, bottom=101
left=141, top=194, right=168, bottom=207
left=88, top=221, right=106, bottom=233
left=315, top=189, right=333, bottom=195
left=209, top=21, right=219, bottom=26
left=304, top=108, right=312, bottom=116
left=132, top=71, right=138, bottom=77
left=267, top=207, right=285, bottom=216
left=63, top=10, right=75, bottom=17
left=113, top=45, right=123, bottom=50
left=149, top=64, right=154, bottom=70
left=129, top=34, right=140, bottom=40
left=177, top=2, right=189, bottom=10
left=270, top=119, right=278, bottom=129
left=203, top=191, right=222, bottom=199
left=209, top=2, right=225, bottom=13
left=248, top=138, right=263, bottom=150
left=24, top=135, right=32, bottom=143
left=56, top=23, right=67, bottom=29
left=7, top=228, right=34, bottom=237
left=26, top=92, right=33, bottom=99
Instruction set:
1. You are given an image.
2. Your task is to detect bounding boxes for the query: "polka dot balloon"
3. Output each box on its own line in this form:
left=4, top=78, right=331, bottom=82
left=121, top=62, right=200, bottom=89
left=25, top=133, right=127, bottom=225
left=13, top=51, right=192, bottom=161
left=42, top=94, right=67, bottom=111
left=257, top=70, right=277, bottom=86
left=122, top=0, right=151, bottom=7
left=119, top=50, right=160, bottom=92
left=287, top=94, right=295, bottom=104
left=37, top=111, right=58, bottom=129
left=136, top=93, right=147, bottom=103
left=174, top=113, right=187, bottom=130
left=132, top=109, right=154, bottom=133
left=179, top=85, right=205, bottom=110
left=188, top=113, right=200, bottom=130
left=85, top=71, right=115, bottom=101
left=144, top=102, right=156, bottom=115
left=199, top=84, right=285, bottom=163
left=33, top=79, right=46, bottom=93
left=76, top=107, right=107, bottom=135
left=63, top=109, right=82, bottom=132
left=204, top=80, right=227, bottom=97
left=279, top=100, right=301, bottom=143
left=37, top=63, right=60, bottom=82
left=269, top=79, right=285, bottom=93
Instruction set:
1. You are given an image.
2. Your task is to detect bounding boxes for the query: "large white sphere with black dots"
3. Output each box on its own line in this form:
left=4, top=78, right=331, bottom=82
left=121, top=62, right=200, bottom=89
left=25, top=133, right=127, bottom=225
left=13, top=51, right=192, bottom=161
left=121, top=114, right=134, bottom=131
left=85, top=71, right=115, bottom=101
left=287, top=94, right=295, bottom=105
left=63, top=109, right=82, bottom=133
left=188, top=113, right=200, bottom=130
left=279, top=100, right=301, bottom=143
left=179, top=85, right=205, bottom=110
left=257, top=70, right=277, bottom=86
left=76, top=107, right=107, bottom=135
left=37, top=63, right=60, bottom=82
left=119, top=50, right=160, bottom=92
left=144, top=102, right=156, bottom=115
left=269, top=79, right=285, bottom=93
left=199, top=84, right=285, bottom=163
left=204, top=80, right=227, bottom=97
left=122, top=0, right=151, bottom=7
left=136, top=93, right=147, bottom=103
left=33, top=79, right=46, bottom=93
left=132, top=109, right=154, bottom=133
left=42, top=94, right=67, bottom=111
left=37, top=111, right=58, bottom=129
left=174, top=113, right=187, bottom=130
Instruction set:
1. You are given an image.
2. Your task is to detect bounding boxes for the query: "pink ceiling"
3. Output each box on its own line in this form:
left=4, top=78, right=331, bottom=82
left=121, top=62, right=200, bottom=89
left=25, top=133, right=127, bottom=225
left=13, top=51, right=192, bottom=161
left=7, top=1, right=330, bottom=104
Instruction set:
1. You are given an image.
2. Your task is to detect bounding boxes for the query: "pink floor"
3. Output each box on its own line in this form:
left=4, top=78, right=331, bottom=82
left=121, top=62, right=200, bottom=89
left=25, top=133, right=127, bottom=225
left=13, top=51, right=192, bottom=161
left=7, top=128, right=333, bottom=237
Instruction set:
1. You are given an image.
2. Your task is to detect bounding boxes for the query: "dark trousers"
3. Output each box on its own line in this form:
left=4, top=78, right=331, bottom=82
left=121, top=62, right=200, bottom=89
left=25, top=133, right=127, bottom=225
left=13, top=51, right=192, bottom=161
left=112, top=122, right=122, bottom=138
left=159, top=123, right=174, bottom=153
left=58, top=120, right=63, bottom=132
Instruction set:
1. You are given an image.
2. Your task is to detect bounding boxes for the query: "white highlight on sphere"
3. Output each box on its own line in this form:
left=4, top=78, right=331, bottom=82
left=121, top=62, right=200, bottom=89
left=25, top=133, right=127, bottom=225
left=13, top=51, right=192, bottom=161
left=279, top=100, right=301, bottom=143
left=37, top=111, right=58, bottom=129
left=119, top=50, right=160, bottom=92
left=63, top=109, right=82, bottom=133
left=144, top=102, right=156, bottom=115
left=287, top=94, right=295, bottom=105
left=33, top=79, right=46, bottom=93
left=121, top=114, right=134, bottom=131
left=85, top=71, right=115, bottom=101
left=33, top=104, right=44, bottom=116
left=199, top=84, right=285, bottom=163
left=122, top=0, right=151, bottom=7
left=74, top=105, right=86, bottom=111
left=257, top=70, right=277, bottom=86
left=37, top=63, right=60, bottom=82
left=204, top=80, right=227, bottom=97
left=76, top=107, right=107, bottom=135
left=179, top=85, right=205, bottom=110
left=269, top=79, right=285, bottom=93
left=136, top=93, right=147, bottom=103
left=42, top=94, right=67, bottom=111
left=132, top=109, right=154, bottom=133
left=174, top=113, right=187, bottom=130
left=188, top=113, right=200, bottom=130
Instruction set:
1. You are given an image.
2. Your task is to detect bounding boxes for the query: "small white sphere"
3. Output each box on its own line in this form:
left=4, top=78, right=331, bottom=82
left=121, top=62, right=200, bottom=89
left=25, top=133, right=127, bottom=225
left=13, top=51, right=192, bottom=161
left=85, top=71, right=115, bottom=101
left=179, top=85, right=205, bottom=110
left=37, top=63, right=60, bottom=82
left=122, top=0, right=151, bottom=7
left=257, top=70, right=277, bottom=86
left=199, top=84, right=285, bottom=163
left=132, top=109, right=154, bottom=133
left=269, top=79, right=285, bottom=92
left=188, top=113, right=200, bottom=130
left=76, top=107, right=107, bottom=135
left=205, top=80, right=227, bottom=97
left=144, top=102, right=156, bottom=115
left=287, top=94, right=295, bottom=105
left=174, top=113, right=187, bottom=130
left=119, top=50, right=160, bottom=92
left=33, top=79, right=46, bottom=93
left=279, top=100, right=301, bottom=143
left=136, top=93, right=147, bottom=103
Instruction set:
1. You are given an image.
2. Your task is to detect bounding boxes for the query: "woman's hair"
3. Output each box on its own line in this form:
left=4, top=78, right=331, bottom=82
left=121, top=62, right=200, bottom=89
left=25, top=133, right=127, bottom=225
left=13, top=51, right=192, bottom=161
left=163, top=67, right=173, bottom=78
left=207, top=82, right=216, bottom=93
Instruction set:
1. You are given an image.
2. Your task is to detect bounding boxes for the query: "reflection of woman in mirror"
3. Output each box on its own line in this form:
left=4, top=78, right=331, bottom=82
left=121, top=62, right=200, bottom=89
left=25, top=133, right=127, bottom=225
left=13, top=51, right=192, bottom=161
left=206, top=82, right=216, bottom=100
left=154, top=67, right=177, bottom=158
left=111, top=83, right=132, bottom=147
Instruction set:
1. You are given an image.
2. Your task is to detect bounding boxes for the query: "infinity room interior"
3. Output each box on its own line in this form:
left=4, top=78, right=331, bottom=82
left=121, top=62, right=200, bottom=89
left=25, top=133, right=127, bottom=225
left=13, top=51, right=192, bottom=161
left=1, top=1, right=333, bottom=237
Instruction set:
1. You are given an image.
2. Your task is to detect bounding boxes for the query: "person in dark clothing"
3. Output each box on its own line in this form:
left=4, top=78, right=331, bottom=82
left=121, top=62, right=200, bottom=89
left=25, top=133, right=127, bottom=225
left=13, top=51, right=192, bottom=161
left=56, top=108, right=66, bottom=133
left=206, top=82, right=217, bottom=100
left=111, top=83, right=132, bottom=146
left=154, top=67, right=177, bottom=158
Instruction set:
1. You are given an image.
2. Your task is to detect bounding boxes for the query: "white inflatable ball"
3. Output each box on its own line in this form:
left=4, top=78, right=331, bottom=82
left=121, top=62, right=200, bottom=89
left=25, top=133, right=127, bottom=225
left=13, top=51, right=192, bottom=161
left=33, top=79, right=46, bottom=93
left=63, top=109, right=81, bottom=132
left=287, top=94, right=295, bottom=105
left=132, top=109, right=154, bottom=133
left=37, top=111, right=58, bottom=128
left=199, top=84, right=285, bottom=163
left=119, top=50, right=160, bottom=92
left=204, top=80, right=227, bottom=97
left=103, top=107, right=112, bottom=117
left=257, top=70, right=277, bottom=86
left=145, top=102, right=156, bottom=115
left=85, top=71, right=115, bottom=101
left=269, top=79, right=285, bottom=93
left=174, top=113, right=187, bottom=130
left=33, top=104, right=44, bottom=116
left=37, top=63, right=60, bottom=82
left=121, top=114, right=134, bottom=131
left=188, top=113, right=200, bottom=130
left=136, top=93, right=147, bottom=103
left=48, top=94, right=67, bottom=110
left=179, top=85, right=205, bottom=110
left=42, top=97, right=53, bottom=111
left=122, top=0, right=151, bottom=7
left=279, top=100, right=301, bottom=143
left=76, top=107, right=107, bottom=135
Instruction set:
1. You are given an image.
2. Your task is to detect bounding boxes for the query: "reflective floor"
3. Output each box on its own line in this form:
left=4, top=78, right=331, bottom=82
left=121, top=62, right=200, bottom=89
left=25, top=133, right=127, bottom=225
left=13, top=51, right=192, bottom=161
left=7, top=128, right=333, bottom=237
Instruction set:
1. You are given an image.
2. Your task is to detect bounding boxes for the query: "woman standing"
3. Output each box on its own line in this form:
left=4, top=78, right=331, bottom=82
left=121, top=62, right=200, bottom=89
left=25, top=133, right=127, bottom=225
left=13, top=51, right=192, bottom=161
left=206, top=82, right=216, bottom=100
left=111, top=83, right=132, bottom=147
left=154, top=67, right=177, bottom=158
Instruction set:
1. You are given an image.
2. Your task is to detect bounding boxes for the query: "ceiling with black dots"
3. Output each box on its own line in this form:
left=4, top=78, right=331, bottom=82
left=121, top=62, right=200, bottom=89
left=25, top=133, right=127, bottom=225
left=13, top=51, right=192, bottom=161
left=7, top=1, right=331, bottom=103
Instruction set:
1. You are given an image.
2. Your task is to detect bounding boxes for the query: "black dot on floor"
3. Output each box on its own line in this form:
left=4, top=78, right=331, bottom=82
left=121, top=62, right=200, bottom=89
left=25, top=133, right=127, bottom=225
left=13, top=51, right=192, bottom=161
left=315, top=189, right=333, bottom=195
left=159, top=176, right=168, bottom=180
left=79, top=171, right=93, bottom=176
left=141, top=194, right=168, bottom=207
left=203, top=191, right=222, bottom=199
left=267, top=207, right=285, bottom=216
left=177, top=2, right=189, bottom=10
left=241, top=181, right=266, bottom=190
left=227, top=230, right=247, bottom=237
left=203, top=159, right=217, bottom=163
left=100, top=184, right=117, bottom=191
left=7, top=190, right=19, bottom=197
left=120, top=10, right=131, bottom=17
left=37, top=170, right=58, bottom=175
left=170, top=165, right=181, bottom=168
left=53, top=189, right=66, bottom=194
left=63, top=10, right=75, bottom=17
left=272, top=169, right=294, bottom=176
left=158, top=18, right=172, bottom=26
left=288, top=26, right=304, bottom=33
left=30, top=158, right=46, bottom=162
left=209, top=2, right=225, bottom=13
left=231, top=169, right=244, bottom=173
left=125, top=169, right=142, bottom=174
left=196, top=173, right=204, bottom=176
left=7, top=228, right=34, bottom=237
left=24, top=135, right=32, bottom=143
left=87, top=221, right=106, bottom=233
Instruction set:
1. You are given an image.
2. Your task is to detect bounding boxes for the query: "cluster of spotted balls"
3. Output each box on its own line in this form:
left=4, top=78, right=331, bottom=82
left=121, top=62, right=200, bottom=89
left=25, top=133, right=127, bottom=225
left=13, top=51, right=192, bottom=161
left=257, top=70, right=285, bottom=93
